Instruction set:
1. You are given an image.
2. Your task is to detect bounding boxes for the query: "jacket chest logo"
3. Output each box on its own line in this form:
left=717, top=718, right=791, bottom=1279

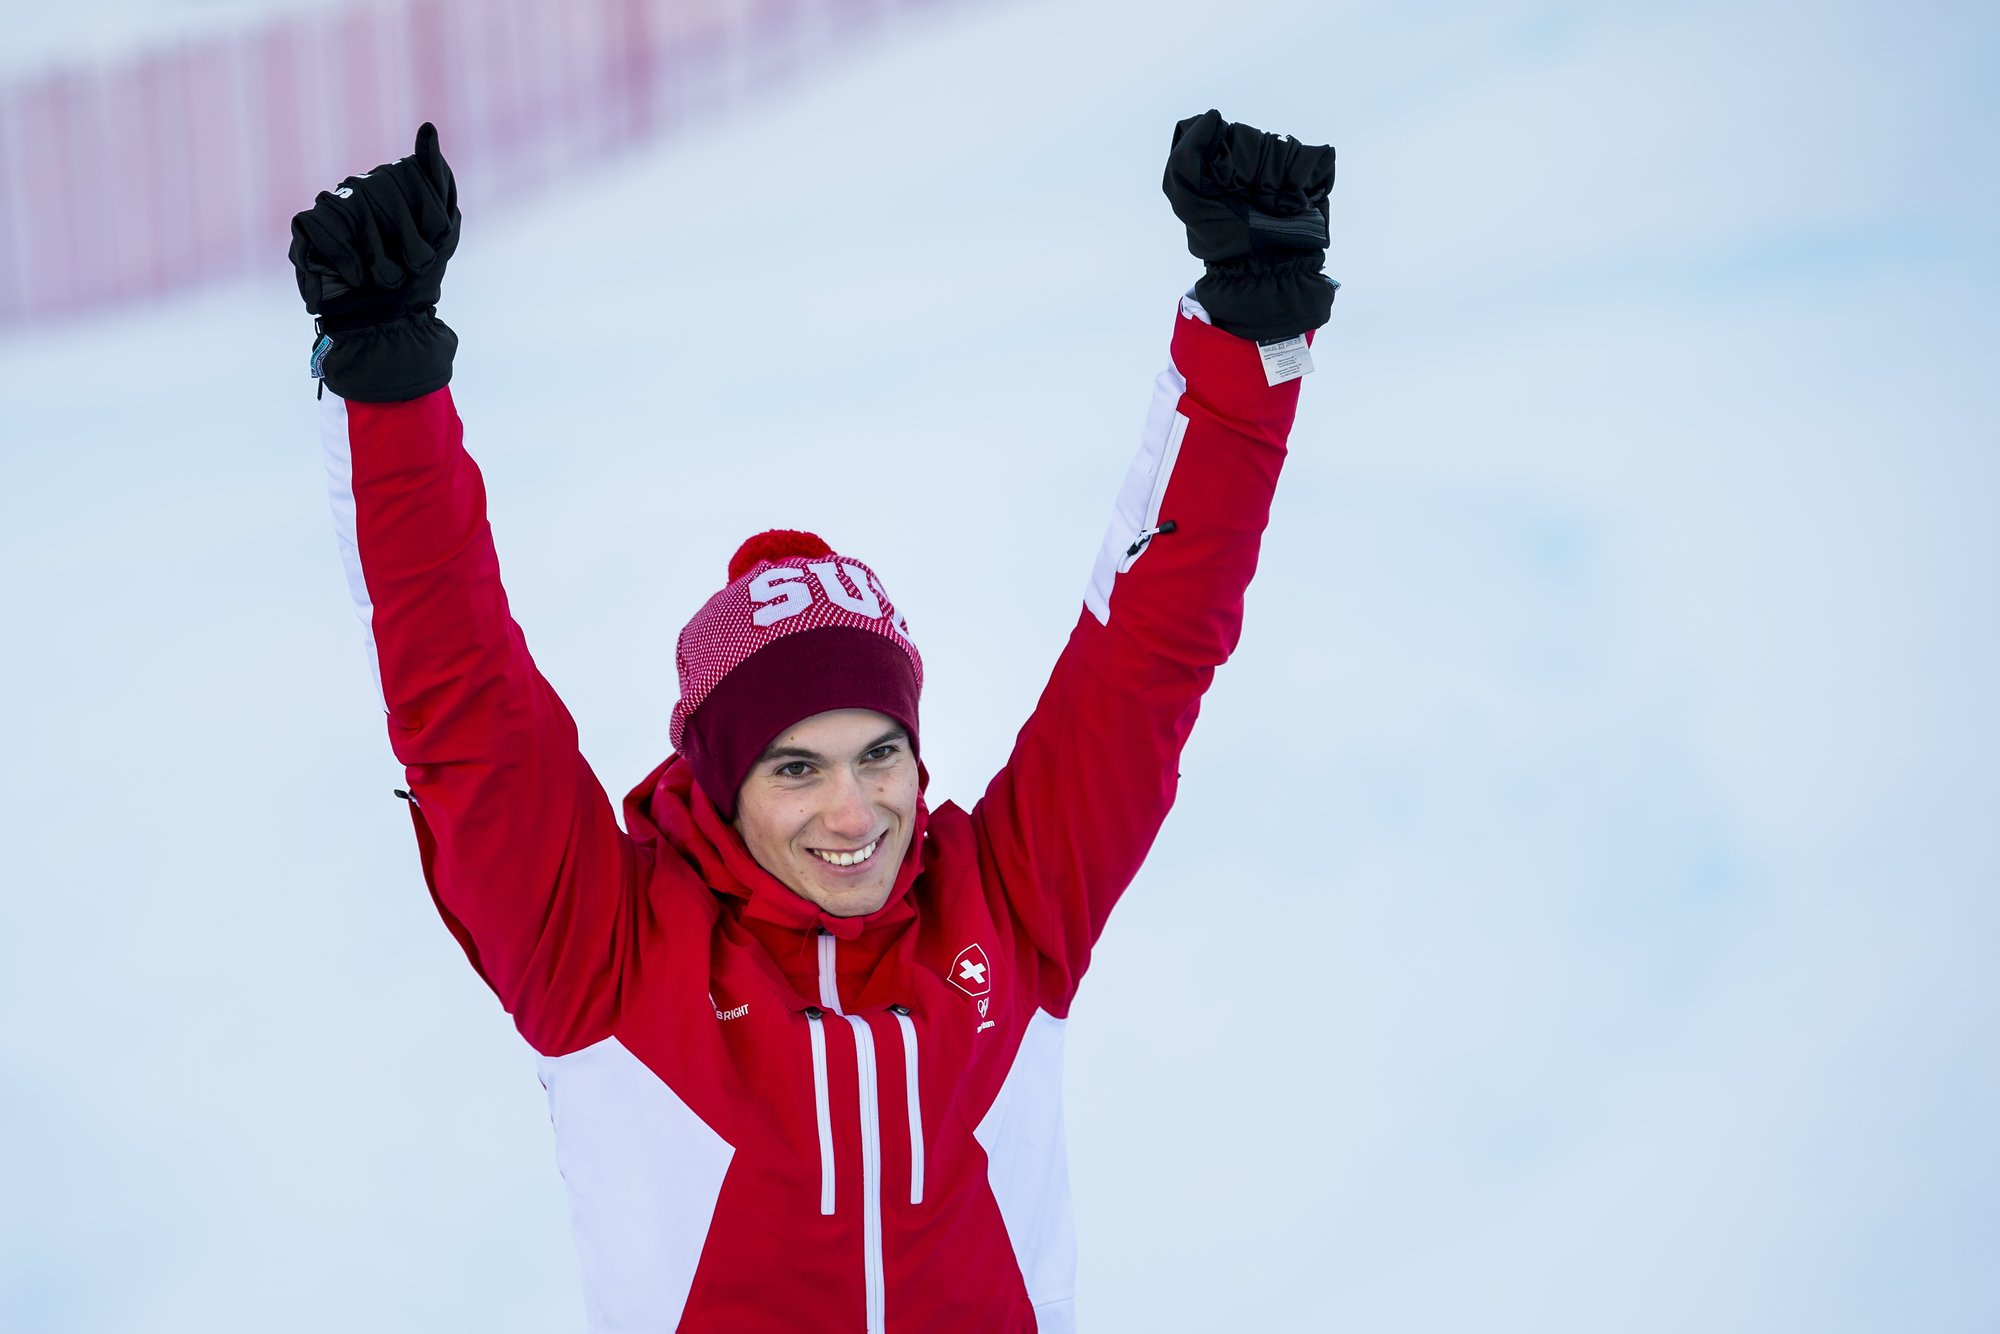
left=949, top=943, right=992, bottom=1010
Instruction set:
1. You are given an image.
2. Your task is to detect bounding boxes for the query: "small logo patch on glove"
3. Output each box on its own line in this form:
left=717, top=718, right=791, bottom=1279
left=310, top=334, right=333, bottom=380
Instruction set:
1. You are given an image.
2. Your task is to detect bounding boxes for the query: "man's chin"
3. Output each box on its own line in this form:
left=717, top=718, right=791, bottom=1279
left=811, top=876, right=894, bottom=918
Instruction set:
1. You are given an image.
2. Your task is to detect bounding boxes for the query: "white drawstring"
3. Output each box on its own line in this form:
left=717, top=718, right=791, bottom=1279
left=893, top=1007, right=924, bottom=1206
left=845, top=1014, right=886, bottom=1334
left=807, top=1009, right=834, bottom=1216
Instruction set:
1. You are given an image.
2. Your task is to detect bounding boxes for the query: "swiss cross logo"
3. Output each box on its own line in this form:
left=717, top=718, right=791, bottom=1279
left=949, top=943, right=991, bottom=998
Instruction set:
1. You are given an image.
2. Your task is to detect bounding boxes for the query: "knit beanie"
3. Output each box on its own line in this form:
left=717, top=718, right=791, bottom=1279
left=671, top=530, right=923, bottom=819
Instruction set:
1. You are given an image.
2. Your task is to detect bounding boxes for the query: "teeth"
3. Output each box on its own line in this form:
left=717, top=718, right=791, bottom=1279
left=812, top=840, right=878, bottom=868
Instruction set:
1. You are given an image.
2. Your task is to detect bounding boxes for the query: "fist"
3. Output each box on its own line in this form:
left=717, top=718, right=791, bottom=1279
left=289, top=122, right=460, bottom=330
left=1163, top=109, right=1335, bottom=267
left=1161, top=110, right=1337, bottom=342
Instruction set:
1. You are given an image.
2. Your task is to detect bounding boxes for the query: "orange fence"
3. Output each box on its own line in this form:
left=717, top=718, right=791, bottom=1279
left=0, top=0, right=952, bottom=329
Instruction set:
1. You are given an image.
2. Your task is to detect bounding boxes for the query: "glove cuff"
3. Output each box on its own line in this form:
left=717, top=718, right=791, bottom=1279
left=313, top=310, right=458, bottom=403
left=1193, top=258, right=1336, bottom=343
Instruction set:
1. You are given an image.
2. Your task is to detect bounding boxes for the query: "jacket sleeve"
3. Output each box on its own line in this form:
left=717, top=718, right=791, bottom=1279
left=971, top=298, right=1308, bottom=1012
left=321, top=386, right=642, bottom=1056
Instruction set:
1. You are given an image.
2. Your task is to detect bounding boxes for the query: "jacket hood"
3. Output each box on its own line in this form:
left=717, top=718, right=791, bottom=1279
left=623, top=753, right=930, bottom=943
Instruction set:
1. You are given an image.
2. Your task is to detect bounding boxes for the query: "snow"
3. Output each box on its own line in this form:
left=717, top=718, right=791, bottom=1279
left=3, top=0, right=1998, bottom=1329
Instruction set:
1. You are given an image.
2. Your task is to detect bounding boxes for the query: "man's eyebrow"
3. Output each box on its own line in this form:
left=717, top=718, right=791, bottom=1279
left=758, top=728, right=908, bottom=765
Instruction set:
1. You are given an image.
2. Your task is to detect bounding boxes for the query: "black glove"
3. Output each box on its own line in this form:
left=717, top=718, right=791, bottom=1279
left=289, top=122, right=460, bottom=402
left=1162, top=109, right=1336, bottom=343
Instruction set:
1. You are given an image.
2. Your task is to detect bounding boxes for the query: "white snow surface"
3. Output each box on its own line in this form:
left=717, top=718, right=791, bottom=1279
left=3, top=0, right=1998, bottom=1330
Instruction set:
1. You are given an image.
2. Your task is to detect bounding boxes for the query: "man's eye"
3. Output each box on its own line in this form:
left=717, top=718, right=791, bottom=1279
left=864, top=744, right=900, bottom=764
left=776, top=761, right=812, bottom=778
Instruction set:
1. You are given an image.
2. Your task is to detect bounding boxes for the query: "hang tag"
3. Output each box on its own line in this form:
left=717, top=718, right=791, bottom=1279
left=1257, top=334, right=1313, bottom=386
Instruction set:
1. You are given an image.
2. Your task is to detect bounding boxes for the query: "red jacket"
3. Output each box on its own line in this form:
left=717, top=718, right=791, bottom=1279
left=318, top=297, right=1307, bottom=1332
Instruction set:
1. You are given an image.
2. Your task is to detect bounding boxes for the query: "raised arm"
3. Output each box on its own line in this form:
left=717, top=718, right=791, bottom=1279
left=972, top=112, right=1336, bottom=1010
left=294, top=126, right=641, bottom=1056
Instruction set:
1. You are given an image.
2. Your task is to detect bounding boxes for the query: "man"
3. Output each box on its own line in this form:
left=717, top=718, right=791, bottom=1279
left=291, top=111, right=1335, bottom=1332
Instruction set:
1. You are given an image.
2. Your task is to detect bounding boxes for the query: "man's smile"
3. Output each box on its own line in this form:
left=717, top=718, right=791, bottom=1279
left=809, top=838, right=881, bottom=869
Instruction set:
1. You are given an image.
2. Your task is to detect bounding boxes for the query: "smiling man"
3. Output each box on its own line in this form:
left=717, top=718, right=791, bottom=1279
left=292, top=112, right=1335, bottom=1332
left=733, top=710, right=919, bottom=917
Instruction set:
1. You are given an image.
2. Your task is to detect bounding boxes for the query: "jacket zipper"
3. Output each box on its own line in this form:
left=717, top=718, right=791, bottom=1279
left=1119, top=410, right=1189, bottom=573
left=817, top=930, right=842, bottom=1012
left=817, top=931, right=887, bottom=1333
left=1123, top=518, right=1178, bottom=560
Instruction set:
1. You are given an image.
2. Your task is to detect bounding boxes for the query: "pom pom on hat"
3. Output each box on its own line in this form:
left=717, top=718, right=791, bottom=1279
left=728, top=529, right=834, bottom=583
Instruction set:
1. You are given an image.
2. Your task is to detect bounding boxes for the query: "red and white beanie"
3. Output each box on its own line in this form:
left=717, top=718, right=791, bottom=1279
left=671, top=530, right=923, bottom=818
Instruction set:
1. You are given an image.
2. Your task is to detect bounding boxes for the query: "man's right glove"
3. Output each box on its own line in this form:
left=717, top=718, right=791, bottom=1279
left=289, top=122, right=460, bottom=403
left=1162, top=109, right=1337, bottom=343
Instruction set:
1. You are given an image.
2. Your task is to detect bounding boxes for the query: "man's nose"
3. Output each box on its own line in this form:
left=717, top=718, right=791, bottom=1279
left=822, top=768, right=875, bottom=839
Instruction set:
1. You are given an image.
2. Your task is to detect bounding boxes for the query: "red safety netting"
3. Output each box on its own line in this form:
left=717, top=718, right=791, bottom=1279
left=0, top=0, right=949, bottom=329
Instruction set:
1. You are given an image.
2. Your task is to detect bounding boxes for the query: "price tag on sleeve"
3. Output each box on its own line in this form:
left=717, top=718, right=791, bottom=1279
left=1257, top=334, right=1314, bottom=386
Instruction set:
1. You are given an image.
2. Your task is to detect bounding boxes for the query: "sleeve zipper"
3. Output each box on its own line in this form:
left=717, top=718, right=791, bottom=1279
left=1124, top=518, right=1178, bottom=559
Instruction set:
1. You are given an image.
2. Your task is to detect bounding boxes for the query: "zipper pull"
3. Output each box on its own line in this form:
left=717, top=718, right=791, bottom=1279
left=1124, top=518, right=1178, bottom=558
left=889, top=1004, right=911, bottom=1016
left=805, top=1006, right=823, bottom=1021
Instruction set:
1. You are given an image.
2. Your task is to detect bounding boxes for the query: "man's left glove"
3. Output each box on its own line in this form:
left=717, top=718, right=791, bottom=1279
left=289, top=122, right=460, bottom=403
left=1163, top=109, right=1337, bottom=343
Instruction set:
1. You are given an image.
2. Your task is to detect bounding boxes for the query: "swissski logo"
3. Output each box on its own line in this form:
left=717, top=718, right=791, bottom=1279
left=949, top=944, right=991, bottom=1003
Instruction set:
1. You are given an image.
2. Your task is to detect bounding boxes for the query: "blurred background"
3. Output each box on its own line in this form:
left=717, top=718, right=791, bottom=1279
left=2, top=0, right=1996, bottom=1330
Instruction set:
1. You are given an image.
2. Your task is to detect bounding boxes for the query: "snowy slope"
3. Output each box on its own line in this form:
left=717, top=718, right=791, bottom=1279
left=3, top=0, right=1998, bottom=1330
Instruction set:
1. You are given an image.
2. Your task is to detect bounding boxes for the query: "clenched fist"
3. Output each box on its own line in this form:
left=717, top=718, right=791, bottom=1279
left=289, top=122, right=461, bottom=402
left=1163, top=110, right=1337, bottom=342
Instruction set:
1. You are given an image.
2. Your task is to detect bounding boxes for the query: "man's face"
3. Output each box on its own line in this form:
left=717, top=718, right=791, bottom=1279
left=733, top=708, right=919, bottom=918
